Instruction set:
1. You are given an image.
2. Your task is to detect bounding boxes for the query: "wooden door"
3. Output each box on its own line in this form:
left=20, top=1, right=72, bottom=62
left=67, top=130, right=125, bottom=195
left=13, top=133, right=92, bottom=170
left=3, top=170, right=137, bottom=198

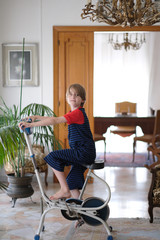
left=54, top=31, right=94, bottom=148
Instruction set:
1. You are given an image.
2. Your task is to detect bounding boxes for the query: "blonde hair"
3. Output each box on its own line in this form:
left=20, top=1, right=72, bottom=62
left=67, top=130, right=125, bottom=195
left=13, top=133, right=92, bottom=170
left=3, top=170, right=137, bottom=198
left=66, top=83, right=86, bottom=107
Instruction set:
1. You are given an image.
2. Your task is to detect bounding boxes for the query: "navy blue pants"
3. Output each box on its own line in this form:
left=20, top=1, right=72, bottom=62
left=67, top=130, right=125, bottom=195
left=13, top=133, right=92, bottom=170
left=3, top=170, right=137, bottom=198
left=44, top=148, right=88, bottom=190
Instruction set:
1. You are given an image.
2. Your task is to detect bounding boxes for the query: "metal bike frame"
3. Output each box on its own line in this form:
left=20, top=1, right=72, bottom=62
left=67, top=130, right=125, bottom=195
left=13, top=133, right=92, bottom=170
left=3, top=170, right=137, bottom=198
left=24, top=131, right=112, bottom=239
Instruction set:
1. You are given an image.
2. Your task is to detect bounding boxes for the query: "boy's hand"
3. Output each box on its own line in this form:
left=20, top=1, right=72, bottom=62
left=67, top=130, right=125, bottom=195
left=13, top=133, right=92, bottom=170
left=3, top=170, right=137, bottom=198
left=24, top=116, right=36, bottom=122
left=18, top=117, right=32, bottom=130
left=19, top=121, right=30, bottom=130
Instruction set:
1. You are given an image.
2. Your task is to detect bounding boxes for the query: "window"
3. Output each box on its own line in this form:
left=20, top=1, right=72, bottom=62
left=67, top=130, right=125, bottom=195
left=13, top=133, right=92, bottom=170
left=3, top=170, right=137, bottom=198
left=94, top=32, right=151, bottom=117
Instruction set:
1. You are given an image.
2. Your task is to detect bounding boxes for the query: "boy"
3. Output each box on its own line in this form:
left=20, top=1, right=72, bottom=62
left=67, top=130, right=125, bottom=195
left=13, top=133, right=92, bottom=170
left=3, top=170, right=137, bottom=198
left=19, top=83, right=96, bottom=200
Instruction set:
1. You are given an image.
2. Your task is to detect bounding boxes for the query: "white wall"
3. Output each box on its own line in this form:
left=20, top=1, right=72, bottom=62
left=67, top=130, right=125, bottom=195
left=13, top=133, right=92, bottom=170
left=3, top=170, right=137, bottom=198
left=148, top=32, right=160, bottom=111
left=0, top=0, right=41, bottom=108
left=0, top=0, right=98, bottom=110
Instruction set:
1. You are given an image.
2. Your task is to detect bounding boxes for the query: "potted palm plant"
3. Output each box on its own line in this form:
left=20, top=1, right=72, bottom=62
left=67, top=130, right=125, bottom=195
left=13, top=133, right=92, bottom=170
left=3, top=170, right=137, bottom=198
left=0, top=38, right=62, bottom=206
left=0, top=100, right=62, bottom=206
left=0, top=100, right=61, bottom=177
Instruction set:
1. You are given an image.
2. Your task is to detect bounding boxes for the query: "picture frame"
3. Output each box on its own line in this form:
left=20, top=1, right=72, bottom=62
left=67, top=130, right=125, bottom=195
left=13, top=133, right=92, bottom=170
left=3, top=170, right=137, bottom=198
left=2, top=43, right=39, bottom=87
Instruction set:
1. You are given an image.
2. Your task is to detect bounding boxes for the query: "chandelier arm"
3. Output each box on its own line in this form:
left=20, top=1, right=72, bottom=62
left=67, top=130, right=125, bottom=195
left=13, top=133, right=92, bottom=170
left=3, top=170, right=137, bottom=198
left=98, top=2, right=119, bottom=25
left=138, top=11, right=160, bottom=25
left=81, top=3, right=97, bottom=21
left=107, top=3, right=129, bottom=26
left=98, top=14, right=119, bottom=25
left=135, top=2, right=159, bottom=25
left=112, top=42, right=121, bottom=50
left=123, top=0, right=130, bottom=24
left=146, top=12, right=160, bottom=21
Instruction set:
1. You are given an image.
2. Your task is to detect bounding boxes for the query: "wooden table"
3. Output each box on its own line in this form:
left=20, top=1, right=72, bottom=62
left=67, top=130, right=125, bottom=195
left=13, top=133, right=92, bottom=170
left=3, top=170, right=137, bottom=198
left=94, top=115, right=155, bottom=135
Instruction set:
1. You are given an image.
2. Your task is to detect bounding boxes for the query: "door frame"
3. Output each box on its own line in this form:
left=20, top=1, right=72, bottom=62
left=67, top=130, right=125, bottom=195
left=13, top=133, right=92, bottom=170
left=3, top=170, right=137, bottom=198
left=53, top=25, right=160, bottom=137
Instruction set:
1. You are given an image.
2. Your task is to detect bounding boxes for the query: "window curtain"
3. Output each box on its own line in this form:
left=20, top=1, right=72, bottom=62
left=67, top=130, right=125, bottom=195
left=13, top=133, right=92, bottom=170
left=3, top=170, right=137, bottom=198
left=94, top=32, right=159, bottom=117
left=147, top=32, right=160, bottom=113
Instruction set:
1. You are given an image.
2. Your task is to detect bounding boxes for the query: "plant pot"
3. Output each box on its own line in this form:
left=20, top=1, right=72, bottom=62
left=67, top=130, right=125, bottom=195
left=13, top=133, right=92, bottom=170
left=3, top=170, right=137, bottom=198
left=6, top=173, right=34, bottom=207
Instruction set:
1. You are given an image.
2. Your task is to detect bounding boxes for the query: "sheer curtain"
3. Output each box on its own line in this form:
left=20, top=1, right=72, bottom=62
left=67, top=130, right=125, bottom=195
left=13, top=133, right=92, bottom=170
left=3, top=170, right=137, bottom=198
left=94, top=32, right=151, bottom=117
left=148, top=32, right=160, bottom=112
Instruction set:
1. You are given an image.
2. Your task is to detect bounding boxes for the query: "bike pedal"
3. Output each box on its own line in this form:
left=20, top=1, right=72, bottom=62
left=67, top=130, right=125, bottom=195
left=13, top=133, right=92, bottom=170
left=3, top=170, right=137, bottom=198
left=77, top=219, right=85, bottom=228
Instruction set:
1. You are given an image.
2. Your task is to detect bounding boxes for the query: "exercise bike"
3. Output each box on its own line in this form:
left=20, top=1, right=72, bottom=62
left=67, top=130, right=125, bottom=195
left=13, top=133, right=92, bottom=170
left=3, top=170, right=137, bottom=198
left=22, top=125, right=113, bottom=240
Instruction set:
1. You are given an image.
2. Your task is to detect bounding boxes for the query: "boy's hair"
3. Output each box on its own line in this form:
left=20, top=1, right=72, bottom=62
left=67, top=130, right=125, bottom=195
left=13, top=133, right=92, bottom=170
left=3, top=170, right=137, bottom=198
left=66, top=83, right=86, bottom=107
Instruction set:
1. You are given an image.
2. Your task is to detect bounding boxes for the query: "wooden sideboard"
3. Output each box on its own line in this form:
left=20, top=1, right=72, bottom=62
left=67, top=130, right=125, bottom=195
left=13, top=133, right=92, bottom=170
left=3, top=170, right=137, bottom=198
left=94, top=116, right=155, bottom=135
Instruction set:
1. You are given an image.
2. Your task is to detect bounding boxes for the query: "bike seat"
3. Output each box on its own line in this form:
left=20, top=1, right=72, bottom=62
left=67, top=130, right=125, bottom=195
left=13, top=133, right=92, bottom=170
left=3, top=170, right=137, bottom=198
left=82, top=159, right=104, bottom=170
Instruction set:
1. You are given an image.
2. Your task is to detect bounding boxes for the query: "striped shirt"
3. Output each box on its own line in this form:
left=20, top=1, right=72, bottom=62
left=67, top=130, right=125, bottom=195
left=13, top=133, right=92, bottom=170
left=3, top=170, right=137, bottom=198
left=64, top=107, right=96, bottom=161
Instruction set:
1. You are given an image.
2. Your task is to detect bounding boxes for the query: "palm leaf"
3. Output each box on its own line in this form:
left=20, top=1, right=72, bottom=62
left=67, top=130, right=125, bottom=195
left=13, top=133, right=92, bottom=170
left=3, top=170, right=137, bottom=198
left=0, top=100, right=24, bottom=169
left=21, top=103, right=62, bottom=151
left=21, top=103, right=56, bottom=117
left=0, top=125, right=24, bottom=165
left=0, top=182, right=7, bottom=191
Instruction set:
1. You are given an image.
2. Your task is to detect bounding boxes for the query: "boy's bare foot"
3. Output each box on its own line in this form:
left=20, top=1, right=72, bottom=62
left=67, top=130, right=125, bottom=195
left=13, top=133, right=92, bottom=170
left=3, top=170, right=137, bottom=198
left=49, top=190, right=71, bottom=200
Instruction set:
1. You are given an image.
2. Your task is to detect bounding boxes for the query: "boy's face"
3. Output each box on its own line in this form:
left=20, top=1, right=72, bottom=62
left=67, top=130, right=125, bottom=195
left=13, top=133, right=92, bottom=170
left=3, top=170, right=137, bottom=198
left=67, top=87, right=84, bottom=110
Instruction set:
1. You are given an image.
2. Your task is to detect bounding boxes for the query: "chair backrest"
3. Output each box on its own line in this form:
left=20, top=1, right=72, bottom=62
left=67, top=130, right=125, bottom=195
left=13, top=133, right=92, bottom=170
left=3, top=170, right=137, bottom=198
left=153, top=109, right=160, bottom=135
left=115, top=101, right=137, bottom=114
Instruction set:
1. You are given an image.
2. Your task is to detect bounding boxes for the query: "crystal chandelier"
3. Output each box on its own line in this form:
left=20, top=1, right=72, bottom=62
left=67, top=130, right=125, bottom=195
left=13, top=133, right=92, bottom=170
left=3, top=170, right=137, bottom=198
left=108, top=32, right=146, bottom=50
left=81, top=0, right=160, bottom=27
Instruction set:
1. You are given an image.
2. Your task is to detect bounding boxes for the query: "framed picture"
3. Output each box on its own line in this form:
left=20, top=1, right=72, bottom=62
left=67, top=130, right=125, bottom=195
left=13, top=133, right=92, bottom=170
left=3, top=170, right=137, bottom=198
left=2, top=43, right=39, bottom=87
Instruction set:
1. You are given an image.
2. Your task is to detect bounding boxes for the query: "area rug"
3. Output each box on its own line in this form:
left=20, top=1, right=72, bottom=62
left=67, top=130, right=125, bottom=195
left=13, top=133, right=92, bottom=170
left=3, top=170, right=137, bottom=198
left=96, top=152, right=153, bottom=167
left=0, top=186, right=160, bottom=240
left=68, top=218, right=160, bottom=240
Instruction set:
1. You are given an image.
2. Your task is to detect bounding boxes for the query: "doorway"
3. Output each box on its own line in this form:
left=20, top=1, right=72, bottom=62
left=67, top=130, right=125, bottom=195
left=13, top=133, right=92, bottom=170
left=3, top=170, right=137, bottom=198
left=53, top=25, right=160, bottom=149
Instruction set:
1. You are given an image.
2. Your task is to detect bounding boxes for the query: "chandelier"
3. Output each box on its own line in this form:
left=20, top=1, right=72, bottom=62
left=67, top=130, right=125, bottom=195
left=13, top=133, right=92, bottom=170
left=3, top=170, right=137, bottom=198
left=108, top=32, right=146, bottom=50
left=81, top=0, right=160, bottom=27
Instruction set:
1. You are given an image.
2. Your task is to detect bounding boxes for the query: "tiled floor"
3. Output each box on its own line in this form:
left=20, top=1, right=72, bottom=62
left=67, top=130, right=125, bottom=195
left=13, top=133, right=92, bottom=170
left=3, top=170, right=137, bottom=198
left=0, top=167, right=160, bottom=239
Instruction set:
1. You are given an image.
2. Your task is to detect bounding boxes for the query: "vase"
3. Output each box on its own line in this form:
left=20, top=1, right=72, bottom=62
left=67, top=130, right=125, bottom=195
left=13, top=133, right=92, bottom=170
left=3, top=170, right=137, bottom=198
left=6, top=173, right=34, bottom=207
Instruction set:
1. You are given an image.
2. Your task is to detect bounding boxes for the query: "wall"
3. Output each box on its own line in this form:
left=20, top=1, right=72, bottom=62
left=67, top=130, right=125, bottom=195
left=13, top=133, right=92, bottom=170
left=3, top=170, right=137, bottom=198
left=148, top=32, right=160, bottom=111
left=0, top=0, right=98, bottom=109
left=0, top=0, right=41, bottom=108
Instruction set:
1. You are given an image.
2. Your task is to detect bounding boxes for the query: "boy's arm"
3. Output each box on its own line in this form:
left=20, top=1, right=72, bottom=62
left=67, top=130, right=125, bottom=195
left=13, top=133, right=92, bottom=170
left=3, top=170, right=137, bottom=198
left=19, top=116, right=67, bottom=129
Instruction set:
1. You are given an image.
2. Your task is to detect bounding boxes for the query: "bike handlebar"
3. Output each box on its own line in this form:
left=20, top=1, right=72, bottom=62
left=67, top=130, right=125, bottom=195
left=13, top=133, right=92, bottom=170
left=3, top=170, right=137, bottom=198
left=20, top=118, right=33, bottom=135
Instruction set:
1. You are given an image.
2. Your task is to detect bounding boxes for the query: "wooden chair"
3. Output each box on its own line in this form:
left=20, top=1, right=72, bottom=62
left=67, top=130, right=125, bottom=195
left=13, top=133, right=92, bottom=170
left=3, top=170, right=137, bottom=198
left=148, top=165, right=160, bottom=223
left=133, top=109, right=160, bottom=162
left=94, top=133, right=106, bottom=160
left=147, top=135, right=160, bottom=167
left=110, top=101, right=137, bottom=149
left=145, top=110, right=160, bottom=168
left=115, top=101, right=137, bottom=116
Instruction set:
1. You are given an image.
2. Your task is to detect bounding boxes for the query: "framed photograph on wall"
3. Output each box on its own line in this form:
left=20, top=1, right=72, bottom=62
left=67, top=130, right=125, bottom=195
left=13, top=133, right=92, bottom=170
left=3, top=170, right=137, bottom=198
left=2, top=43, right=39, bottom=87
